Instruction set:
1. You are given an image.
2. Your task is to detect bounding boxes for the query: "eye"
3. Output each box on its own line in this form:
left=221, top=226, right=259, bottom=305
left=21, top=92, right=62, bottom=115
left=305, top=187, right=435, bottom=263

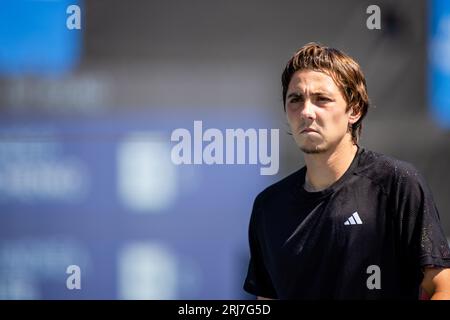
left=317, top=96, right=332, bottom=102
left=289, top=95, right=303, bottom=104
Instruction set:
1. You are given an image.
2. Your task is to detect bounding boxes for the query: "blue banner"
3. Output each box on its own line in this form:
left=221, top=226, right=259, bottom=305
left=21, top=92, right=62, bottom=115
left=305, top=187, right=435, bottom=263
left=429, top=0, right=450, bottom=129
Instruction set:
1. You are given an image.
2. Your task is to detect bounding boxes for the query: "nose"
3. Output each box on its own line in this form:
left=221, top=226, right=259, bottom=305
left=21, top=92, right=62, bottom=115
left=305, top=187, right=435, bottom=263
left=300, top=99, right=316, bottom=120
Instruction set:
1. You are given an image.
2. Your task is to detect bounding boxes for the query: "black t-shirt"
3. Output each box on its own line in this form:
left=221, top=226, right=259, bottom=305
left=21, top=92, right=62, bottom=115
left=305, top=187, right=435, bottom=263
left=243, top=146, right=450, bottom=299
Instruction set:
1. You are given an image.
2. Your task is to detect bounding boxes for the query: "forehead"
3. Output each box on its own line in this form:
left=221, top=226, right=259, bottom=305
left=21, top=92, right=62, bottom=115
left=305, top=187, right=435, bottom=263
left=287, top=69, right=340, bottom=94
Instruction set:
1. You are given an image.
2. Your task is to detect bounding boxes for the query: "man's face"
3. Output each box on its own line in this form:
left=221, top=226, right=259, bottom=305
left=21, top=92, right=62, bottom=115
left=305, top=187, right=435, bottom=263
left=285, top=69, right=356, bottom=154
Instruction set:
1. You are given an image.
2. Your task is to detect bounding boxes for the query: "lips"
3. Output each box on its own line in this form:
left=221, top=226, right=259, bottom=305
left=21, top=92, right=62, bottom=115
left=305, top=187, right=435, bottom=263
left=301, top=128, right=318, bottom=133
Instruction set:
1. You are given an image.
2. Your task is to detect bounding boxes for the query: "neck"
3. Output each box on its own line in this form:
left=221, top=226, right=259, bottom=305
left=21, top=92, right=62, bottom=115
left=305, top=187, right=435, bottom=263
left=303, top=138, right=358, bottom=192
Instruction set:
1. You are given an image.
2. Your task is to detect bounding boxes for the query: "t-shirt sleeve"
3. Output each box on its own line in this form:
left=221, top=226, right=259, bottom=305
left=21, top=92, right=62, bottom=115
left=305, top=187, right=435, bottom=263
left=243, top=194, right=278, bottom=299
left=395, top=163, right=450, bottom=269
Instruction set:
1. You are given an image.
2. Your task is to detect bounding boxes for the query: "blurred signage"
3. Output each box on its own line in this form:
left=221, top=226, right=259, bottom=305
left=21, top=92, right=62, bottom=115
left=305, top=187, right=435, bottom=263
left=429, top=0, right=450, bottom=129
left=0, top=0, right=82, bottom=76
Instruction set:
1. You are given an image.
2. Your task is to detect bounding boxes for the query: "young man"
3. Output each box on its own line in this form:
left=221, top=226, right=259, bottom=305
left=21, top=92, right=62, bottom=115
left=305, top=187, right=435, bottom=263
left=243, top=43, right=450, bottom=299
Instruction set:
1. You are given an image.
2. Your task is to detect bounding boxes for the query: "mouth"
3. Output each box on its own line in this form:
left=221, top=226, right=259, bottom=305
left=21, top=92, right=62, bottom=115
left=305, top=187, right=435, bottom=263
left=300, top=128, right=318, bottom=134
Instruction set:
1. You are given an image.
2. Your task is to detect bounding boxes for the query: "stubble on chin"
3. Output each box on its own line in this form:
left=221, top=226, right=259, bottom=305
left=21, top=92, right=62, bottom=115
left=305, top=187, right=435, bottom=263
left=300, top=145, right=327, bottom=154
left=296, top=135, right=327, bottom=154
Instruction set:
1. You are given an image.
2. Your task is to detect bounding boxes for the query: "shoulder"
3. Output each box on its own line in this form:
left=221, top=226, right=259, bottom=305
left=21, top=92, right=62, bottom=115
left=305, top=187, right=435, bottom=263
left=253, top=167, right=304, bottom=208
left=355, top=148, right=424, bottom=194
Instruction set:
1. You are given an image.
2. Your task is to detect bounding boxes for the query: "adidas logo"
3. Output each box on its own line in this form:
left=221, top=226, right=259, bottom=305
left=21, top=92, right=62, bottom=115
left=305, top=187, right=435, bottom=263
left=344, top=211, right=363, bottom=225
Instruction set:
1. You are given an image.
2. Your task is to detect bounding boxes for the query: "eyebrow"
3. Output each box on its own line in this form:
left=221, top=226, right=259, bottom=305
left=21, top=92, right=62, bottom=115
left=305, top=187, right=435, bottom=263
left=286, top=91, right=333, bottom=99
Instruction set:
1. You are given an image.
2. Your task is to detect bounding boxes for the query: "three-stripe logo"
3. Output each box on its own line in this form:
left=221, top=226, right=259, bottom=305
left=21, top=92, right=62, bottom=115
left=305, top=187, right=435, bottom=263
left=344, top=211, right=363, bottom=225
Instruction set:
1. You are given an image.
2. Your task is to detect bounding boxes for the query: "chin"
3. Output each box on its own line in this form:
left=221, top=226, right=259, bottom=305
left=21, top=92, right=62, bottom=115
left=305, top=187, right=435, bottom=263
left=297, top=137, right=328, bottom=154
left=300, top=145, right=328, bottom=154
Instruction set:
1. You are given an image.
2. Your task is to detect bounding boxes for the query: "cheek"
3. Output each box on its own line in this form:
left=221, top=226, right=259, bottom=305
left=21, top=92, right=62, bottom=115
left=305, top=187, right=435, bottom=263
left=286, top=109, right=299, bottom=125
left=334, top=113, right=351, bottom=133
left=324, top=110, right=349, bottom=132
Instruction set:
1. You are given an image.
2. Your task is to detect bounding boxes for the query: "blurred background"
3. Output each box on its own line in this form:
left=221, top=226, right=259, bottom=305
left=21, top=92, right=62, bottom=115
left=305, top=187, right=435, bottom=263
left=0, top=0, right=449, bottom=299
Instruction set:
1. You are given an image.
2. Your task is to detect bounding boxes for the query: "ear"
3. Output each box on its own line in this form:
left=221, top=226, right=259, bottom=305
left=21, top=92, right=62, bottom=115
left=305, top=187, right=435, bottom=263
left=347, top=105, right=362, bottom=125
